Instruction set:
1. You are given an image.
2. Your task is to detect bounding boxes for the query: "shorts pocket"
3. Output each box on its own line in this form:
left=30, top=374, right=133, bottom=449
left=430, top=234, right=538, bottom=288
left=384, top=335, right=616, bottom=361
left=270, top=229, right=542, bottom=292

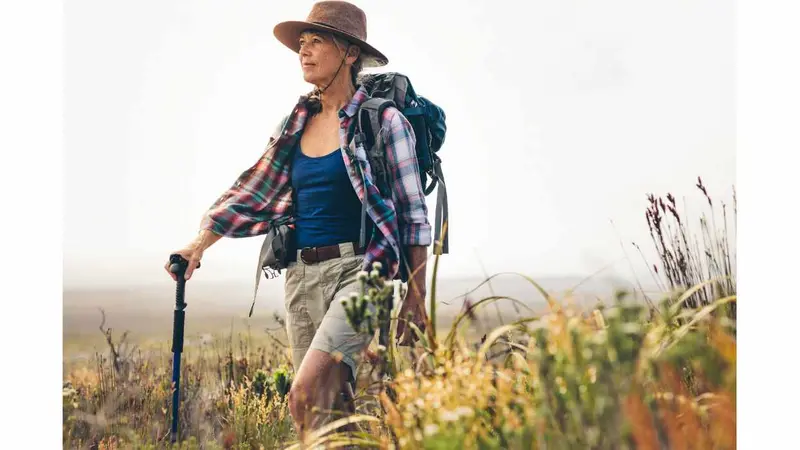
left=285, top=308, right=314, bottom=350
left=284, top=263, right=304, bottom=312
left=335, top=255, right=366, bottom=294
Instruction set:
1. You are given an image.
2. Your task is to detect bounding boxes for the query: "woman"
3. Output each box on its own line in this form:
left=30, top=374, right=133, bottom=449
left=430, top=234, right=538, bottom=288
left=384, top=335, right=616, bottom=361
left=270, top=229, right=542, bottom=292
left=164, top=1, right=432, bottom=438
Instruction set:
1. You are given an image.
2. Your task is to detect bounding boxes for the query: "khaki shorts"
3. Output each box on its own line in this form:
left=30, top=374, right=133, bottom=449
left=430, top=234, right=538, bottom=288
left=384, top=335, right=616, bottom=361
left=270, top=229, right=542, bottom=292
left=283, top=242, right=379, bottom=385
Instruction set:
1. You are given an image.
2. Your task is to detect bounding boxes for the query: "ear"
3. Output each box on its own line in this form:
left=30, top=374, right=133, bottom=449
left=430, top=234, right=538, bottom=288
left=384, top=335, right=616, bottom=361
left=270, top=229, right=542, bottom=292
left=346, top=45, right=361, bottom=64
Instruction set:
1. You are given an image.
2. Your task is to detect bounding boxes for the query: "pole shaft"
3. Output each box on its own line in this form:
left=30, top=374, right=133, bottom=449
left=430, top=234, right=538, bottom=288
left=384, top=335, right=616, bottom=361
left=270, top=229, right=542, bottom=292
left=170, top=276, right=187, bottom=443
left=170, top=351, right=182, bottom=442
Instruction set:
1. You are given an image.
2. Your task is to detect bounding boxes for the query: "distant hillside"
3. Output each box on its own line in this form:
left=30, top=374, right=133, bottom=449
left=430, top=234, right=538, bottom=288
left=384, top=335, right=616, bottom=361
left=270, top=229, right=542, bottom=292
left=64, top=274, right=655, bottom=337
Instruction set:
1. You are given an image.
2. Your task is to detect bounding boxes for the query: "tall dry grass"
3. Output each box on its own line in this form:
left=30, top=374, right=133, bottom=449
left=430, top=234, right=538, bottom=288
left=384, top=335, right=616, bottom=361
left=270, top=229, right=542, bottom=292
left=635, top=177, right=736, bottom=317
left=319, top=261, right=735, bottom=449
left=63, top=317, right=297, bottom=449
left=63, top=179, right=736, bottom=449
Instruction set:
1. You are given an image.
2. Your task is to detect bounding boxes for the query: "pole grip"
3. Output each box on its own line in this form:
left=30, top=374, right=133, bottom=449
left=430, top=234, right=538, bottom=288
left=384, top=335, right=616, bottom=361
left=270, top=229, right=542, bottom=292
left=172, top=275, right=187, bottom=352
left=172, top=309, right=185, bottom=353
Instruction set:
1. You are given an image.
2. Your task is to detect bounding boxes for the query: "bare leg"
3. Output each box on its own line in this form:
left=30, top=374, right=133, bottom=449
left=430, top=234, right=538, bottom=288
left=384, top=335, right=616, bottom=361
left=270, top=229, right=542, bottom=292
left=287, top=349, right=357, bottom=441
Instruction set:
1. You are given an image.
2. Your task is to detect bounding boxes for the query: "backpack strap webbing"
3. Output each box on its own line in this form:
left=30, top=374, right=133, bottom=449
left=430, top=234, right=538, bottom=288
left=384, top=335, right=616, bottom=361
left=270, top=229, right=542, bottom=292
left=355, top=97, right=395, bottom=249
left=431, top=157, right=449, bottom=255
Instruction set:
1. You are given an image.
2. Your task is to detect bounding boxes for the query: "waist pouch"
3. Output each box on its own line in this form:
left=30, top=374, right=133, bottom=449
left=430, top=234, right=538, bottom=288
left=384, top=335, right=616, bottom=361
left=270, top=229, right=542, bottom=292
left=249, top=216, right=296, bottom=317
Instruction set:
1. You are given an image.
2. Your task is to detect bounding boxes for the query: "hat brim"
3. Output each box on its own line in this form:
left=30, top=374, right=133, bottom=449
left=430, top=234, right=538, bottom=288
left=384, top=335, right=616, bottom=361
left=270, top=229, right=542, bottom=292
left=273, top=20, right=388, bottom=68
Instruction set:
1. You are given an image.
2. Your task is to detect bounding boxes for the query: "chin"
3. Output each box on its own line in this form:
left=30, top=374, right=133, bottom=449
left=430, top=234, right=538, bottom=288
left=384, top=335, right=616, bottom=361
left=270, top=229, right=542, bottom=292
left=303, top=74, right=320, bottom=85
left=301, top=68, right=320, bottom=85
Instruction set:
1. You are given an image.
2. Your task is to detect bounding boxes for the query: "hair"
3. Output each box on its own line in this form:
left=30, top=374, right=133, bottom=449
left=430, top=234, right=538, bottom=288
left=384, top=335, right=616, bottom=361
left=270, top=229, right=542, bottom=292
left=304, top=31, right=363, bottom=116
left=335, top=35, right=364, bottom=88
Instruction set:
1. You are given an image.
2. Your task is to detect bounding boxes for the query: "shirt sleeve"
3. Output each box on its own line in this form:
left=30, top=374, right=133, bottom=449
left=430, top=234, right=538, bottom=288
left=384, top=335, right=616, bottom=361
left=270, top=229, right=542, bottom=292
left=382, top=107, right=432, bottom=247
left=198, top=116, right=289, bottom=238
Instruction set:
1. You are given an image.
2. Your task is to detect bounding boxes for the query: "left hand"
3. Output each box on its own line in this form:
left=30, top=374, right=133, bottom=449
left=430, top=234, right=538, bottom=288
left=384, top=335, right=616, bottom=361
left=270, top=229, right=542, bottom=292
left=395, top=293, right=429, bottom=346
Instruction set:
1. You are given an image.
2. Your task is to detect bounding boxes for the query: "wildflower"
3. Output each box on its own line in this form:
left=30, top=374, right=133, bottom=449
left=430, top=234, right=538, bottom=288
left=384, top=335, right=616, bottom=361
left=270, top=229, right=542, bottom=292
left=62, top=387, right=77, bottom=397
left=439, top=409, right=459, bottom=422
left=424, top=424, right=440, bottom=436
left=357, top=270, right=369, bottom=281
left=567, top=317, right=581, bottom=330
left=454, top=406, right=474, bottom=418
left=555, top=376, right=567, bottom=395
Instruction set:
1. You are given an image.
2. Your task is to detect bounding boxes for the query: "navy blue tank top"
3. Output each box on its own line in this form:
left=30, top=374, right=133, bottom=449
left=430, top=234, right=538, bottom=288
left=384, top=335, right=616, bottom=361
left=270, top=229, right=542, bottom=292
left=291, top=141, right=366, bottom=249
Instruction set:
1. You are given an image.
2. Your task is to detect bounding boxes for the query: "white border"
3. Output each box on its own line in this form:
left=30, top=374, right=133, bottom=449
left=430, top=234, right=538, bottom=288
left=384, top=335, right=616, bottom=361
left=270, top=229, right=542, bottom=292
left=1, top=0, right=797, bottom=446
left=737, top=0, right=800, bottom=447
left=0, top=0, right=63, bottom=447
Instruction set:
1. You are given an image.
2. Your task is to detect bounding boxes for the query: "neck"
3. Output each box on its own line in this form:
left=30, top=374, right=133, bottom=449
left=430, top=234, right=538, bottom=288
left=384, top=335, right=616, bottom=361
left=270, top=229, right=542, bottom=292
left=318, top=72, right=356, bottom=115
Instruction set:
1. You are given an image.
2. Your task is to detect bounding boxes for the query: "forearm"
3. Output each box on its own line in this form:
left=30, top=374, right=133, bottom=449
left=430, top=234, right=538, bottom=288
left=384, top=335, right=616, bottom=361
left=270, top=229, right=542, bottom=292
left=405, top=245, right=428, bottom=301
left=192, top=229, right=223, bottom=252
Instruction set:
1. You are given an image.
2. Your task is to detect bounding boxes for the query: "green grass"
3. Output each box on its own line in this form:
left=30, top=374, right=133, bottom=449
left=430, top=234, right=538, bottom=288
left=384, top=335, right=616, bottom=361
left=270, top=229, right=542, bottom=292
left=63, top=180, right=736, bottom=449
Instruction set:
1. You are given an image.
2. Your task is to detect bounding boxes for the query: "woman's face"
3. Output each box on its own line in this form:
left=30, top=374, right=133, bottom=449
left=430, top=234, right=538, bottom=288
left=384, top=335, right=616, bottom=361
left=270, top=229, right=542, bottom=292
left=298, top=31, right=356, bottom=86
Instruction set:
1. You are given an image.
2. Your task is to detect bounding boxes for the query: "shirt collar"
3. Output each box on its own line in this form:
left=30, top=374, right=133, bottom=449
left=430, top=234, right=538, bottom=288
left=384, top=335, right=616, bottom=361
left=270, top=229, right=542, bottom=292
left=288, top=85, right=369, bottom=136
left=339, top=85, right=369, bottom=119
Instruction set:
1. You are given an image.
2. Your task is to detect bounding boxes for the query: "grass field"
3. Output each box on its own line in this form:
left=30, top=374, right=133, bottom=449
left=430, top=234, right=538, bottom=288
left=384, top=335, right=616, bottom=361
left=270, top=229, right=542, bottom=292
left=63, top=180, right=736, bottom=449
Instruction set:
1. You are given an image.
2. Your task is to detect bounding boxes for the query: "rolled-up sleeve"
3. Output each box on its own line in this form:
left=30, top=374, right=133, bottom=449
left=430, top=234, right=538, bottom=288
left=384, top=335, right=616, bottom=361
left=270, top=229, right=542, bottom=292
left=382, top=108, right=432, bottom=247
left=198, top=163, right=271, bottom=238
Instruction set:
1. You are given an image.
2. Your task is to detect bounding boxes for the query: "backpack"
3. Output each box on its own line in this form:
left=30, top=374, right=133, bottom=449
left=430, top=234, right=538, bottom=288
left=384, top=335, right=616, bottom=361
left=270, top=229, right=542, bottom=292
left=353, top=72, right=449, bottom=267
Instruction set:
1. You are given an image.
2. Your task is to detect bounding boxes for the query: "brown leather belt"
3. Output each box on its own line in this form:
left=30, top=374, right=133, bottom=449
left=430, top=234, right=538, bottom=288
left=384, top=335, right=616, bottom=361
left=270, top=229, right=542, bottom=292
left=296, top=242, right=365, bottom=264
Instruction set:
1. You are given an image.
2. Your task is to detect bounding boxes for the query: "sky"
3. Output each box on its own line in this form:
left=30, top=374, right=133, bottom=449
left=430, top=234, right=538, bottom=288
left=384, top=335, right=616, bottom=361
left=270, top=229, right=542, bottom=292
left=63, top=0, right=735, bottom=289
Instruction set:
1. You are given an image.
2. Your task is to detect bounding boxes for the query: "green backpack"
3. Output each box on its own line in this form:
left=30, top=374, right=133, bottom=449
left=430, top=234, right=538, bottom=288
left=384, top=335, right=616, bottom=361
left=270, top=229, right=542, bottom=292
left=354, top=72, right=449, bottom=266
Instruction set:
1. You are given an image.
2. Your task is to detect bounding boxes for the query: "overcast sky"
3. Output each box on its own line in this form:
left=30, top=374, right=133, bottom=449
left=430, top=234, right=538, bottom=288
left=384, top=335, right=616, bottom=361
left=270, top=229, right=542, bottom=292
left=63, top=0, right=735, bottom=289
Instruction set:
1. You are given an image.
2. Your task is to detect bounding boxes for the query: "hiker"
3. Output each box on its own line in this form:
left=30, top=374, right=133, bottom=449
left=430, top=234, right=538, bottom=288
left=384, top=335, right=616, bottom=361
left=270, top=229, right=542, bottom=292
left=164, top=1, right=432, bottom=438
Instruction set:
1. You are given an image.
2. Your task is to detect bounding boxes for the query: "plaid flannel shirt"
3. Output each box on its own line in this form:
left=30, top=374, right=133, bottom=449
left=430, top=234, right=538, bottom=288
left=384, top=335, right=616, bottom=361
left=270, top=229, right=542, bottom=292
left=199, top=85, right=432, bottom=279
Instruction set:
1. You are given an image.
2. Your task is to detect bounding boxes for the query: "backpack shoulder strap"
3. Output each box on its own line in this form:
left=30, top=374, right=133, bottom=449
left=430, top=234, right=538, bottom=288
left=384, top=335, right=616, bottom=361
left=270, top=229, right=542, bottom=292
left=357, top=98, right=395, bottom=143
left=356, top=97, right=395, bottom=191
left=352, top=97, right=395, bottom=249
left=432, top=157, right=449, bottom=254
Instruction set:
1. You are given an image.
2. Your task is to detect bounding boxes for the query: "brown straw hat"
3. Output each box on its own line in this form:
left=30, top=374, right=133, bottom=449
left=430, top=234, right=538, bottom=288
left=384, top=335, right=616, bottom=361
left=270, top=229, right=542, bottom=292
left=273, top=1, right=388, bottom=68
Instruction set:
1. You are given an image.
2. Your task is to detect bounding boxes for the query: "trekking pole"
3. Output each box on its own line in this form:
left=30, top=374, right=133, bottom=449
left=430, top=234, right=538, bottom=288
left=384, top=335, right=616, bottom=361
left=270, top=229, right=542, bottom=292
left=167, top=254, right=199, bottom=444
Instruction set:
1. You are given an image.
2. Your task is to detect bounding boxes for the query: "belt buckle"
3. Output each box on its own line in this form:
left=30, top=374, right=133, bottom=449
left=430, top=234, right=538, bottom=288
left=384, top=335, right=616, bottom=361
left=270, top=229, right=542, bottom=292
left=300, top=247, right=317, bottom=265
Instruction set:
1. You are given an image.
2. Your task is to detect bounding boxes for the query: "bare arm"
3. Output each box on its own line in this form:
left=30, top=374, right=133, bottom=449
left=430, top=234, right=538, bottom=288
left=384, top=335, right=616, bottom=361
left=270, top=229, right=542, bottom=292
left=193, top=229, right=223, bottom=252
left=187, top=229, right=223, bottom=278
left=405, top=245, right=428, bottom=301
left=173, top=229, right=223, bottom=281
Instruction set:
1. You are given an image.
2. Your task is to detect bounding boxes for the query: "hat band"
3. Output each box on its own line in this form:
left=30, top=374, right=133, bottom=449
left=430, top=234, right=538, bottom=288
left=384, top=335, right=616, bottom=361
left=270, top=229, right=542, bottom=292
left=308, top=21, right=363, bottom=40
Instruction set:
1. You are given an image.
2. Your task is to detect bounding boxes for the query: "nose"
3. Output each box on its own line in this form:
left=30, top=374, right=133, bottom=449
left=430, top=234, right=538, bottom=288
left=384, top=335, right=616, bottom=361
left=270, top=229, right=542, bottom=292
left=299, top=43, right=311, bottom=59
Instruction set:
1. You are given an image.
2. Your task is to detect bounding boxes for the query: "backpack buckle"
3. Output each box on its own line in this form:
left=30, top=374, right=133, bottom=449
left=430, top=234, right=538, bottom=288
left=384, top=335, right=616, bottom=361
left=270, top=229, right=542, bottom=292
left=354, top=132, right=367, bottom=146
